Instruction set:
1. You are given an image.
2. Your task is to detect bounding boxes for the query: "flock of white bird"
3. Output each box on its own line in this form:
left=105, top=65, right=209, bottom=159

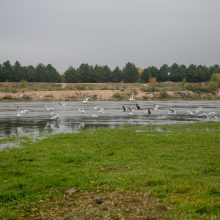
left=16, top=96, right=105, bottom=120
left=15, top=94, right=219, bottom=121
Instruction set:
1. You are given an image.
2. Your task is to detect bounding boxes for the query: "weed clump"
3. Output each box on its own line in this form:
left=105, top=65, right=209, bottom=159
left=112, top=92, right=124, bottom=100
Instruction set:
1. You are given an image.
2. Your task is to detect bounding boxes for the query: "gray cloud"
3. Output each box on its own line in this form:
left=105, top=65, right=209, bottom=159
left=0, top=0, right=220, bottom=71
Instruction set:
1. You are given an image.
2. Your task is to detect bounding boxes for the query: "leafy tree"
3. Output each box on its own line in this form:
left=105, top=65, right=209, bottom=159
left=210, top=65, right=220, bottom=74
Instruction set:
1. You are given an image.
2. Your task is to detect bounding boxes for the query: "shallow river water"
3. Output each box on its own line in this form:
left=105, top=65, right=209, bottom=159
left=0, top=100, right=219, bottom=138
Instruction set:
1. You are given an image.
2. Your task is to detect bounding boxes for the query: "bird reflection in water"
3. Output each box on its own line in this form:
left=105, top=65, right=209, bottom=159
left=16, top=127, right=23, bottom=137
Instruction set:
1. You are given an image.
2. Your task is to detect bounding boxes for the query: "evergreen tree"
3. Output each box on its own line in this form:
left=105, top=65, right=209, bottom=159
left=111, top=66, right=123, bottom=82
left=141, top=66, right=158, bottom=82
left=64, top=66, right=79, bottom=82
left=77, top=64, right=94, bottom=82
left=0, top=60, right=13, bottom=82
left=13, top=61, right=24, bottom=82
left=186, top=64, right=198, bottom=82
left=158, top=64, right=169, bottom=82
left=122, top=62, right=138, bottom=83
left=45, top=64, right=61, bottom=82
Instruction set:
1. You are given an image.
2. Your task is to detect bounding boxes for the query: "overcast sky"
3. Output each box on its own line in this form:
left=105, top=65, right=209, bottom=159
left=0, top=0, right=220, bottom=71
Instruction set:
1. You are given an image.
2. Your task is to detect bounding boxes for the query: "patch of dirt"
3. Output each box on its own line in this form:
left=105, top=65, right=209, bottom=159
left=21, top=190, right=167, bottom=220
left=98, top=165, right=135, bottom=173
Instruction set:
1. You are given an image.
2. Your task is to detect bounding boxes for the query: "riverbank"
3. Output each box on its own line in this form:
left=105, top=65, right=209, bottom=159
left=0, top=122, right=220, bottom=219
left=0, top=82, right=219, bottom=101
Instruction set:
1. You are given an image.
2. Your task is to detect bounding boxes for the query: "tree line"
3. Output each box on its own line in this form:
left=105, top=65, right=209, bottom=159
left=0, top=60, right=220, bottom=83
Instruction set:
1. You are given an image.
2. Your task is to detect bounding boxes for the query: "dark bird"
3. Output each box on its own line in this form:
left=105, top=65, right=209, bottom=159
left=168, top=108, right=176, bottom=114
left=136, top=104, right=142, bottom=110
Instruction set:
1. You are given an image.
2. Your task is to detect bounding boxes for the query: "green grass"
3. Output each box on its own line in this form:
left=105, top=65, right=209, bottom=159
left=0, top=122, right=220, bottom=219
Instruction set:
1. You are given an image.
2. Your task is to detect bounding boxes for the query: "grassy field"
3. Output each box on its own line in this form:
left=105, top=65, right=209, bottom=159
left=0, top=122, right=220, bottom=219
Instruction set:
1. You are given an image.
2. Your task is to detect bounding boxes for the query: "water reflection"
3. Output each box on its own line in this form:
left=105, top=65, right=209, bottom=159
left=0, top=100, right=219, bottom=137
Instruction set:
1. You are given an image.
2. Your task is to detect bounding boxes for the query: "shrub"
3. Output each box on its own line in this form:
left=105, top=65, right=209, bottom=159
left=180, top=78, right=187, bottom=89
left=159, top=91, right=169, bottom=99
left=20, top=80, right=27, bottom=89
left=74, top=85, right=86, bottom=90
left=142, top=95, right=149, bottom=100
left=112, top=92, right=124, bottom=100
left=211, top=73, right=220, bottom=87
left=92, top=94, right=98, bottom=100
left=208, top=81, right=218, bottom=92
left=185, top=83, right=217, bottom=93
left=140, top=86, right=159, bottom=92
left=44, top=93, right=54, bottom=98
left=2, top=95, right=13, bottom=100
left=22, top=95, right=32, bottom=101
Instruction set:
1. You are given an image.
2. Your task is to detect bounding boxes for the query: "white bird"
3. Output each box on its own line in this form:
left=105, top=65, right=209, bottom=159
left=50, top=112, right=60, bottom=120
left=98, top=108, right=105, bottom=113
left=153, top=104, right=159, bottom=111
left=186, top=111, right=194, bottom=115
left=16, top=107, right=30, bottom=117
left=128, top=93, right=135, bottom=101
left=127, top=107, right=133, bottom=115
left=91, top=114, right=98, bottom=118
left=82, top=96, right=90, bottom=103
left=208, top=112, right=217, bottom=117
left=198, top=112, right=217, bottom=119
left=16, top=109, right=21, bottom=117
left=20, top=109, right=30, bottom=114
left=44, top=104, right=54, bottom=111
left=94, top=106, right=105, bottom=113
left=198, top=113, right=208, bottom=117
left=78, top=108, right=85, bottom=113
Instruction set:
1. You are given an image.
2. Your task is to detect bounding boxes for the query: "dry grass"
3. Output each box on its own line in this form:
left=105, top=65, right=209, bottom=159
left=21, top=191, right=166, bottom=220
left=0, top=82, right=219, bottom=101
